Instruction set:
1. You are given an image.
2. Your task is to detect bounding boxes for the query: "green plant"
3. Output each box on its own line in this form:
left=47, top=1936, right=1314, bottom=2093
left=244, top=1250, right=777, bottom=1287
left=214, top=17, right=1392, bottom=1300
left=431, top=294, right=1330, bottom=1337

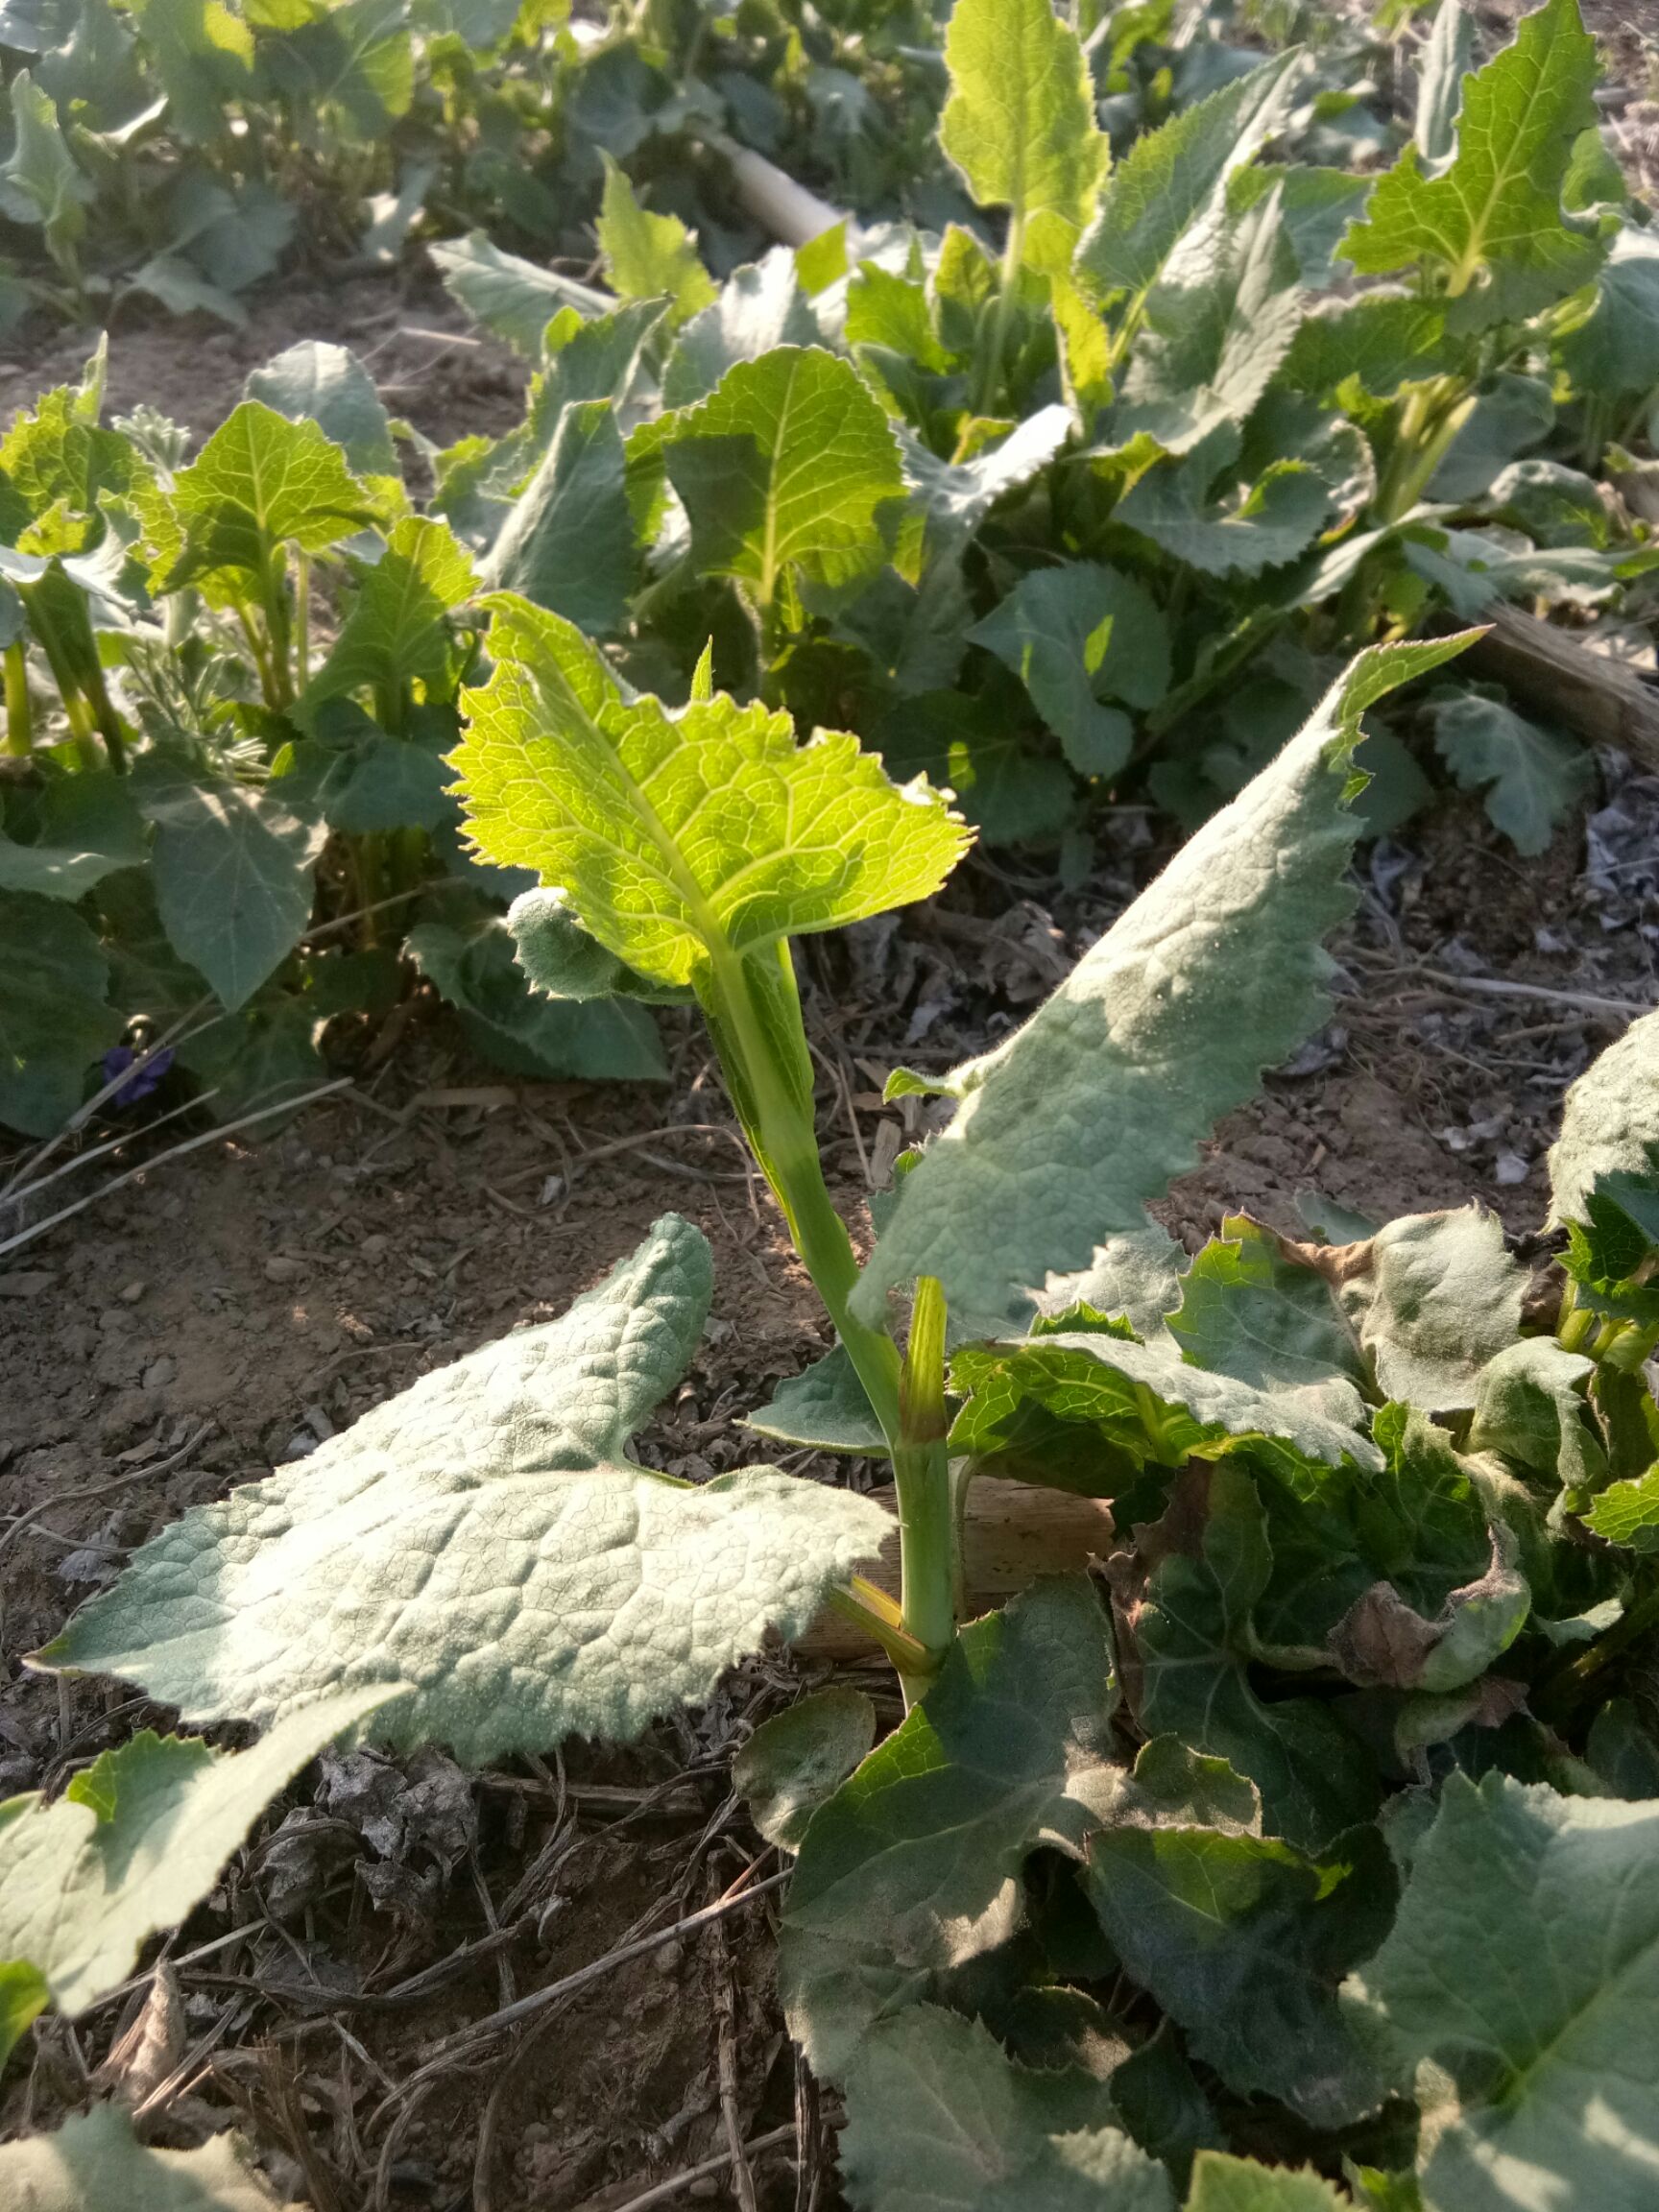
left=15, top=608, right=1659, bottom=2200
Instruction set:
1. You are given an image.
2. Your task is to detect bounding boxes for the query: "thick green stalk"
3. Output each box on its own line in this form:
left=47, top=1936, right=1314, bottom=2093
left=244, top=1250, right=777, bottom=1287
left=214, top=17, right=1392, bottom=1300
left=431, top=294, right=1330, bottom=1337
left=894, top=1275, right=955, bottom=1686
left=974, top=207, right=1025, bottom=418
left=2, top=643, right=31, bottom=757
left=1372, top=379, right=1478, bottom=526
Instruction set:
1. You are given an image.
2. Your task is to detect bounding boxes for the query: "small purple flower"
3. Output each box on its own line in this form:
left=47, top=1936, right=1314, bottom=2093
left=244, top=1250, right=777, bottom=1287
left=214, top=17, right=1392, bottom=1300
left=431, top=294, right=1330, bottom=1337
left=103, top=1044, right=175, bottom=1108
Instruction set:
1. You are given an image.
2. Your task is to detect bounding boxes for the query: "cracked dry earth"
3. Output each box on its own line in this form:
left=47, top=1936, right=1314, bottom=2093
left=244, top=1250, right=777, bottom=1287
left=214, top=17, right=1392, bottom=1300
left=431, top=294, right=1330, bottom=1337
left=0, top=277, right=1657, bottom=2207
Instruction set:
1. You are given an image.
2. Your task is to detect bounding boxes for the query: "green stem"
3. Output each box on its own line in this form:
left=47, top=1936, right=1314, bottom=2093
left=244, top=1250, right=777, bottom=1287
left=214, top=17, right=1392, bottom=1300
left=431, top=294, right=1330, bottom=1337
left=293, top=548, right=311, bottom=699
left=1372, top=378, right=1478, bottom=526
left=2, top=643, right=32, bottom=757
left=974, top=208, right=1025, bottom=419
left=894, top=1275, right=955, bottom=1689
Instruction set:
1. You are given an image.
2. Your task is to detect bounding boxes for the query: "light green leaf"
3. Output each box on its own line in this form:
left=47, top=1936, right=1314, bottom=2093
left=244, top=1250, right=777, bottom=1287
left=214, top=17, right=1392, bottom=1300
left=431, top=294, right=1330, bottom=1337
left=267, top=0, right=413, bottom=134
left=661, top=248, right=820, bottom=409
left=127, top=0, right=254, bottom=143
left=1116, top=187, right=1304, bottom=455
left=745, top=1342, right=886, bottom=1455
left=41, top=1219, right=889, bottom=1764
left=479, top=398, right=635, bottom=633
left=1186, top=2155, right=1350, bottom=2212
left=969, top=563, right=1167, bottom=780
left=0, top=2107, right=298, bottom=2210
left=0, top=1689, right=394, bottom=2045
left=938, top=0, right=1106, bottom=277
left=164, top=400, right=376, bottom=589
left=1548, top=1007, right=1659, bottom=1239
left=839, top=2007, right=1172, bottom=2212
left=1337, top=1207, right=1527, bottom=1412
left=429, top=231, right=609, bottom=359
left=1344, top=1772, right=1659, bottom=2212
left=895, top=405, right=1071, bottom=566
left=1415, top=0, right=1476, bottom=166
left=1561, top=229, right=1659, bottom=396
left=0, top=73, right=90, bottom=269
left=245, top=339, right=397, bottom=479
left=455, top=594, right=968, bottom=990
left=1341, top=0, right=1603, bottom=322
left=407, top=914, right=668, bottom=1082
left=1076, top=54, right=1301, bottom=302
left=734, top=1686, right=876, bottom=1849
left=0, top=889, right=120, bottom=1138
left=781, top=1577, right=1118, bottom=2078
left=1084, top=1746, right=1393, bottom=2127
left=1167, top=1217, right=1364, bottom=1393
left=133, top=764, right=327, bottom=1014
left=506, top=885, right=685, bottom=1006
left=1284, top=291, right=1454, bottom=399
left=1584, top=1467, right=1659, bottom=1551
left=596, top=156, right=714, bottom=327
left=1117, top=434, right=1332, bottom=580
left=1430, top=687, right=1592, bottom=855
left=305, top=515, right=476, bottom=714
left=1467, top=1337, right=1602, bottom=1491
left=657, top=347, right=904, bottom=602
left=851, top=638, right=1475, bottom=1335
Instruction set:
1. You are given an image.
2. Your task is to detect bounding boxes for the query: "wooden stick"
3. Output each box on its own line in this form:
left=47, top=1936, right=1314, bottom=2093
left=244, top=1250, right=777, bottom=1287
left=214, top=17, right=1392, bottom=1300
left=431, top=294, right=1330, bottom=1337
left=1457, top=603, right=1659, bottom=772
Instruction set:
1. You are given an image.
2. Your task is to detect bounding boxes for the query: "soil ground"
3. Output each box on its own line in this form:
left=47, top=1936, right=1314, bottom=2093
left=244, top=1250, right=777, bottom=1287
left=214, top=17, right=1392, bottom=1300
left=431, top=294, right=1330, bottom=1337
left=3, top=182, right=1659, bottom=2210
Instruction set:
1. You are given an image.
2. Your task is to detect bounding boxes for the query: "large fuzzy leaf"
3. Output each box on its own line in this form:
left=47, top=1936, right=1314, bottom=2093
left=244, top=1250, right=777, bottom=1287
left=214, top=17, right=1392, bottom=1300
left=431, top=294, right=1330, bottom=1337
left=41, top=1218, right=888, bottom=1765
left=1337, top=1207, right=1527, bottom=1412
left=1345, top=1772, right=1659, bottom=2211
left=0, top=1690, right=394, bottom=2057
left=839, top=2005, right=1171, bottom=2212
left=245, top=339, right=397, bottom=479
left=453, top=595, right=968, bottom=990
left=1548, top=1007, right=1659, bottom=1238
left=0, top=2107, right=298, bottom=2211
left=655, top=347, right=904, bottom=602
left=939, top=0, right=1106, bottom=277
left=1341, top=0, right=1603, bottom=322
left=429, top=231, right=608, bottom=358
left=406, top=916, right=668, bottom=1082
left=852, top=637, right=1475, bottom=1334
left=780, top=1577, right=1118, bottom=2078
left=1166, top=1218, right=1365, bottom=1394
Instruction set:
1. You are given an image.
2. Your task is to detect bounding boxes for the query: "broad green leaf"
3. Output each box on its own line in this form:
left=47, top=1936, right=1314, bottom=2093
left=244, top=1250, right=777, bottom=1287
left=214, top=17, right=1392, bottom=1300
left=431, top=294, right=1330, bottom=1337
left=744, top=1342, right=887, bottom=1455
left=1084, top=1745, right=1393, bottom=2127
left=0, top=72, right=89, bottom=269
left=262, top=0, right=413, bottom=134
left=847, top=260, right=950, bottom=375
left=839, top=2006, right=1172, bottom=2212
left=1429, top=688, right=1592, bottom=855
left=305, top=516, right=476, bottom=714
left=1344, top=1772, right=1659, bottom=2212
left=1186, top=2157, right=1349, bottom=2212
left=42, top=1218, right=889, bottom=1764
left=851, top=638, right=1475, bottom=1335
left=1117, top=435, right=1332, bottom=580
left=781, top=1577, right=1118, bottom=2077
left=0, top=888, right=120, bottom=1137
left=657, top=347, right=904, bottom=602
left=133, top=763, right=327, bottom=1013
left=246, top=339, right=397, bottom=479
left=479, top=398, right=635, bottom=633
left=407, top=915, right=668, bottom=1082
left=1548, top=1007, right=1659, bottom=1243
left=127, top=0, right=254, bottom=143
left=0, top=1689, right=394, bottom=2047
left=950, top=1333, right=1381, bottom=1483
left=1467, top=1338, right=1602, bottom=1492
left=1284, top=292, right=1454, bottom=398
left=1561, top=229, right=1659, bottom=395
left=429, top=231, right=609, bottom=359
left=1341, top=0, right=1603, bottom=322
left=661, top=249, right=820, bottom=409
left=969, top=564, right=1167, bottom=780
left=0, top=2107, right=298, bottom=2210
left=1076, top=54, right=1301, bottom=302
left=1116, top=187, right=1304, bottom=455
left=1584, top=1467, right=1659, bottom=1551
left=164, top=401, right=375, bottom=590
left=1414, top=0, right=1476, bottom=166
left=895, top=405, right=1071, bottom=566
left=1167, top=1217, right=1365, bottom=1393
left=734, top=1686, right=876, bottom=1849
left=875, top=687, right=1076, bottom=849
left=1120, top=1464, right=1382, bottom=1851
left=0, top=818, right=140, bottom=901
left=455, top=594, right=968, bottom=990
left=1337, top=1207, right=1527, bottom=1412
left=280, top=722, right=454, bottom=834
left=939, top=0, right=1106, bottom=277
left=596, top=156, right=714, bottom=327
left=506, top=885, right=685, bottom=1006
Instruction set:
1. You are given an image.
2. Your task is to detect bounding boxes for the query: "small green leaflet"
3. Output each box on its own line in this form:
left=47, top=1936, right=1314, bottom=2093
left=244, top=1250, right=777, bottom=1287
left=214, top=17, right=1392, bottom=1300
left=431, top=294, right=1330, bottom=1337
left=968, top=564, right=1169, bottom=779
left=41, top=1218, right=888, bottom=1764
left=478, top=398, right=635, bottom=634
left=246, top=338, right=398, bottom=480
left=407, top=915, right=668, bottom=1083
left=0, top=889, right=121, bottom=1137
left=305, top=515, right=476, bottom=715
left=1345, top=1772, right=1659, bottom=2212
left=656, top=347, right=905, bottom=603
left=0, top=2107, right=297, bottom=2212
left=1167, top=1217, right=1364, bottom=1393
left=1429, top=687, right=1592, bottom=855
left=851, top=637, right=1477, bottom=1334
left=1584, top=1468, right=1659, bottom=1550
left=454, top=595, right=968, bottom=990
left=1341, top=0, right=1604, bottom=322
left=163, top=400, right=376, bottom=589
left=0, top=1689, right=396, bottom=2058
left=1415, top=0, right=1477, bottom=167
left=506, top=885, right=685, bottom=1006
left=596, top=156, right=714, bottom=327
left=939, top=0, right=1106, bottom=277
left=734, top=1686, right=876, bottom=1850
